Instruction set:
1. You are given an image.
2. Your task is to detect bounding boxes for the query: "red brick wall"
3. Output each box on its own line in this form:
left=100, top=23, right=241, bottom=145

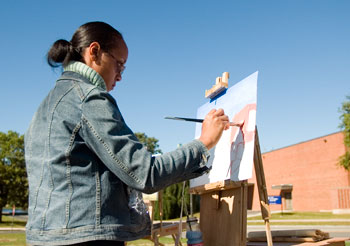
left=336, top=187, right=350, bottom=209
left=249, top=131, right=350, bottom=211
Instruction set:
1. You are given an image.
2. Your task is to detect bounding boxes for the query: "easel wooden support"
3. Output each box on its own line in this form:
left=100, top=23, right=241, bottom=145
left=188, top=72, right=272, bottom=245
left=189, top=127, right=273, bottom=246
left=143, top=191, right=186, bottom=246
left=254, top=127, right=273, bottom=246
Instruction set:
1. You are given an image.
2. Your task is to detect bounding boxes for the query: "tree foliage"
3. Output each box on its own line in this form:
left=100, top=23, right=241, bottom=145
left=135, top=132, right=162, bottom=155
left=339, top=96, right=350, bottom=170
left=154, top=181, right=200, bottom=220
left=0, top=131, right=28, bottom=222
left=134, top=132, right=199, bottom=219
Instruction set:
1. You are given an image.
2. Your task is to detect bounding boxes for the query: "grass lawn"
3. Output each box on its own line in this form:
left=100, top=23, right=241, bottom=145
left=0, top=232, right=26, bottom=246
left=250, top=211, right=350, bottom=220
left=127, top=238, right=187, bottom=245
left=0, top=233, right=186, bottom=246
left=249, top=221, right=350, bottom=226
left=1, top=212, right=349, bottom=245
left=0, top=215, right=187, bottom=245
left=0, top=216, right=26, bottom=228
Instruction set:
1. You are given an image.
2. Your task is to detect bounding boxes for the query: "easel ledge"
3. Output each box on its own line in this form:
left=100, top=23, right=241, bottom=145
left=189, top=179, right=246, bottom=195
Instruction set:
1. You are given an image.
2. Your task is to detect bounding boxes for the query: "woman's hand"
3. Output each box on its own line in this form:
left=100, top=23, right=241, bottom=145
left=199, top=108, right=230, bottom=150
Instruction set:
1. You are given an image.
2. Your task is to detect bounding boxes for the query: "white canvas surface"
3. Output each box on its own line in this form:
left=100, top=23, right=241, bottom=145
left=190, top=71, right=258, bottom=188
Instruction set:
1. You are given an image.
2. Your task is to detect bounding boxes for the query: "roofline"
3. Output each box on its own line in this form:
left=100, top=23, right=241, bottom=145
left=262, top=130, right=344, bottom=154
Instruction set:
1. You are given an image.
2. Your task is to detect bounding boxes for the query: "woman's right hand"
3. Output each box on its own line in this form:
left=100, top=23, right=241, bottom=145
left=199, top=108, right=230, bottom=150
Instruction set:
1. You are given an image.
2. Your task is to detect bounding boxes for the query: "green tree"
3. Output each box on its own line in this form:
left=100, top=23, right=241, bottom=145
left=157, top=181, right=200, bottom=220
left=339, top=96, right=350, bottom=170
left=134, top=133, right=200, bottom=219
left=134, top=132, right=162, bottom=154
left=0, top=131, right=28, bottom=222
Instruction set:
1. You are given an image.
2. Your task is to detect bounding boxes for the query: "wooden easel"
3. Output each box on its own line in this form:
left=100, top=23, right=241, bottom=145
left=143, top=191, right=186, bottom=246
left=254, top=128, right=273, bottom=246
left=189, top=129, right=273, bottom=246
left=189, top=72, right=272, bottom=246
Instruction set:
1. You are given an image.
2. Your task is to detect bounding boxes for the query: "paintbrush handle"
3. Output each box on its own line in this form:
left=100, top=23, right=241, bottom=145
left=165, top=116, right=242, bottom=127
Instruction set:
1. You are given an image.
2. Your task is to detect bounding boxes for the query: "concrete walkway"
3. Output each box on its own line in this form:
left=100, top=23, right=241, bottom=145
left=0, top=227, right=25, bottom=232
left=247, top=210, right=350, bottom=222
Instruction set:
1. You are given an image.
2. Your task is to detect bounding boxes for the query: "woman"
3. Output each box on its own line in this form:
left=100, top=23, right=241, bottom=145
left=25, top=21, right=229, bottom=246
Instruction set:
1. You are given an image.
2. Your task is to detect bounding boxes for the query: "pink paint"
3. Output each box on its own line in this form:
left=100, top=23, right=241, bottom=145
left=227, top=103, right=256, bottom=177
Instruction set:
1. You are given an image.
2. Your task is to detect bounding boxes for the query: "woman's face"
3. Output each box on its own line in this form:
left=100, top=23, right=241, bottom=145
left=99, top=40, right=128, bottom=91
left=84, top=40, right=128, bottom=92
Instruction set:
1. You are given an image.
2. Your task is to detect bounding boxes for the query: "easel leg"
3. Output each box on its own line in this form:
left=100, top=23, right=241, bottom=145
left=172, top=234, right=182, bottom=246
left=265, top=220, right=273, bottom=246
left=254, top=127, right=273, bottom=246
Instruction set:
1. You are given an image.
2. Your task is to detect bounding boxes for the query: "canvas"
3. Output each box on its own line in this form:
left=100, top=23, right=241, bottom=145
left=190, top=71, right=258, bottom=188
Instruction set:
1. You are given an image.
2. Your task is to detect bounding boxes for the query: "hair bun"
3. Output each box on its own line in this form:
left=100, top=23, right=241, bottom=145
left=47, top=22, right=123, bottom=68
left=47, top=39, right=74, bottom=67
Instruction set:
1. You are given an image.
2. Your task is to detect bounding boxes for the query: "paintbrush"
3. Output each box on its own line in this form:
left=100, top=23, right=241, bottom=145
left=164, top=116, right=243, bottom=127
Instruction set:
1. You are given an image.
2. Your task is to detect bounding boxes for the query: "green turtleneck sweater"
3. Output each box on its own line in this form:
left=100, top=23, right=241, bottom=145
left=64, top=61, right=107, bottom=91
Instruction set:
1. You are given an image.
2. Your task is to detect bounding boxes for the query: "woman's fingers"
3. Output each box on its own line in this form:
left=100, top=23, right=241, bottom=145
left=199, top=108, right=230, bottom=150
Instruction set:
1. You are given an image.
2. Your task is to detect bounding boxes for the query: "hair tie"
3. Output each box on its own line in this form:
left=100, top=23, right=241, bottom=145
left=74, top=47, right=80, bottom=54
left=68, top=41, right=79, bottom=54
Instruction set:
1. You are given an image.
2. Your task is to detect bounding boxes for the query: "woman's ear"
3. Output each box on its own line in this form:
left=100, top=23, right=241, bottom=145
left=81, top=42, right=103, bottom=67
left=89, top=42, right=101, bottom=62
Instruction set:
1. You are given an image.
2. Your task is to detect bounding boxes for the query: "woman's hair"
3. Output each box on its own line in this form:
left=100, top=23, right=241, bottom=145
left=47, top=21, right=124, bottom=67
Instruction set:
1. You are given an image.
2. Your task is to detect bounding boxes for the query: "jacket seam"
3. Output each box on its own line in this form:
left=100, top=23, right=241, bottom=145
left=25, top=122, right=34, bottom=177
left=72, top=81, right=84, bottom=101
left=64, top=121, right=81, bottom=228
left=82, top=86, right=102, bottom=102
left=25, top=122, right=34, bottom=219
left=41, top=84, right=76, bottom=231
left=95, top=170, right=101, bottom=227
left=56, top=77, right=97, bottom=102
left=81, top=116, right=142, bottom=185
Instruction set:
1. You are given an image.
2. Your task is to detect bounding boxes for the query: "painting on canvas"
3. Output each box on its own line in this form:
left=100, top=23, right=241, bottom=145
left=190, top=71, right=258, bottom=188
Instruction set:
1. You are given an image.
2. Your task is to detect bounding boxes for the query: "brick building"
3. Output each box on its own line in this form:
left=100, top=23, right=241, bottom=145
left=249, top=131, right=350, bottom=211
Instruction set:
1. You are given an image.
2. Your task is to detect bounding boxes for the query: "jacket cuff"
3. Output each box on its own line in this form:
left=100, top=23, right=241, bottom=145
left=191, top=139, right=211, bottom=174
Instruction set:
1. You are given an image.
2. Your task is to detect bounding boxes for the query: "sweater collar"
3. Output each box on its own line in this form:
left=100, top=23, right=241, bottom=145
left=64, top=61, right=107, bottom=91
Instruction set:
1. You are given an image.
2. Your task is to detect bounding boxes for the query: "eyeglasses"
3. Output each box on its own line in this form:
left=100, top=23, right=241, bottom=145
left=105, top=51, right=126, bottom=75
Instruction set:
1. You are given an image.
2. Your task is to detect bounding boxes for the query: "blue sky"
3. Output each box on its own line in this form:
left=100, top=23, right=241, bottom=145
left=0, top=1, right=349, bottom=153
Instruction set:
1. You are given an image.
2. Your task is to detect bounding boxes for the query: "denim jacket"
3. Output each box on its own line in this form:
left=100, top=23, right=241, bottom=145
left=25, top=66, right=210, bottom=245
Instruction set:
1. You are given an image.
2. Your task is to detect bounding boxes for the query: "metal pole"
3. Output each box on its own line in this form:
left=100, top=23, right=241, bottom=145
left=190, top=193, right=193, bottom=217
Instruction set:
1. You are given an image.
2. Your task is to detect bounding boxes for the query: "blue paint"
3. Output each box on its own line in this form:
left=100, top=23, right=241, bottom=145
left=186, top=231, right=204, bottom=245
left=209, top=88, right=227, bottom=104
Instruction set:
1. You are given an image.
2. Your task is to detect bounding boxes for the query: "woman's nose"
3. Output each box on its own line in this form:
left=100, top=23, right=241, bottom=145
left=115, top=73, right=122, bottom=82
